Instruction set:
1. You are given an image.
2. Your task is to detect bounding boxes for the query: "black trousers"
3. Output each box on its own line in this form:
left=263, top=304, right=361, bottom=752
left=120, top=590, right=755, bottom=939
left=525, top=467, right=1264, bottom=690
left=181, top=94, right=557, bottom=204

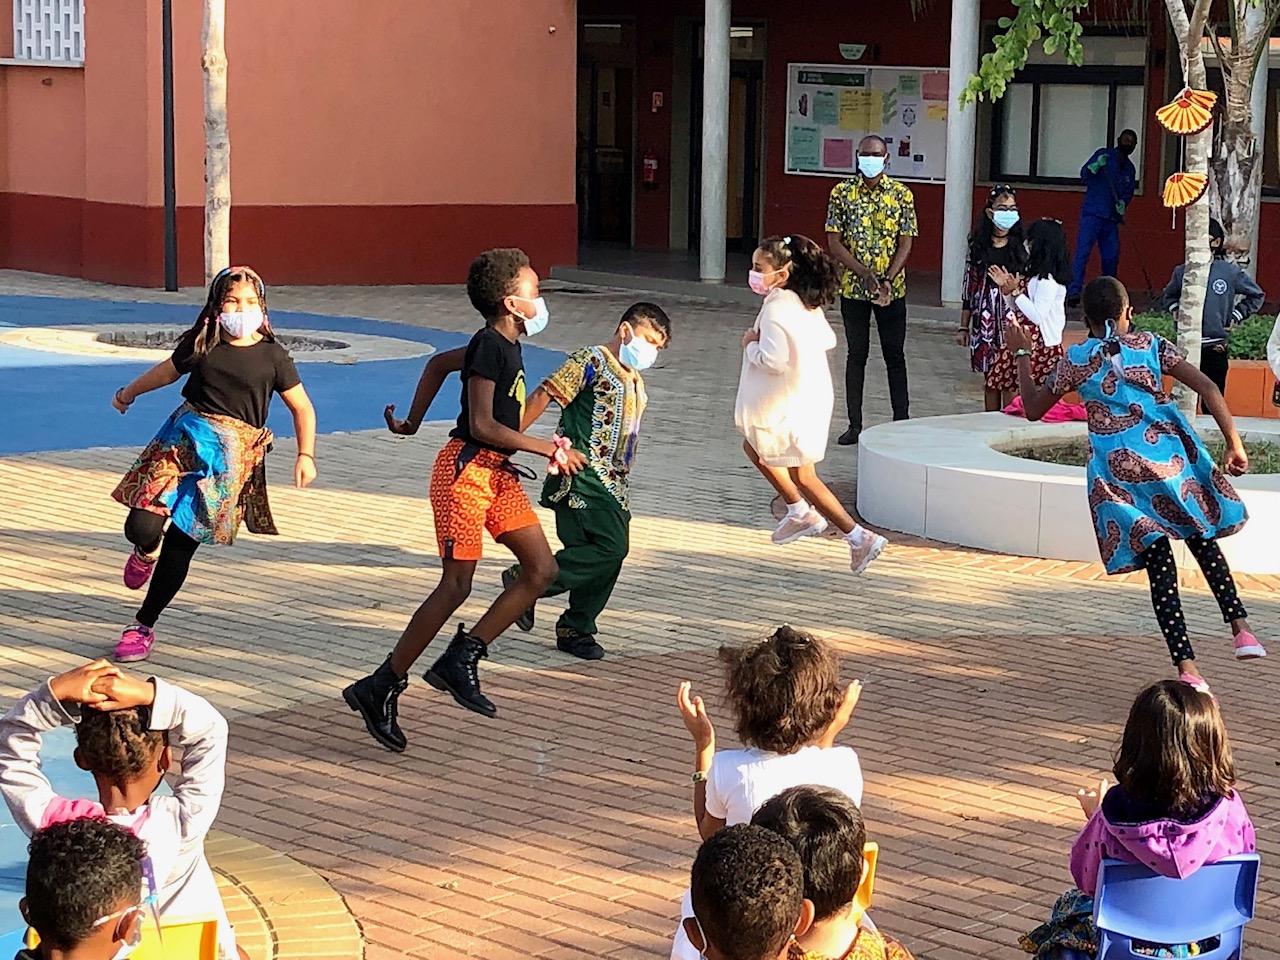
left=1199, top=344, right=1230, bottom=395
left=1140, top=535, right=1247, bottom=666
left=124, top=508, right=200, bottom=628
left=840, top=296, right=910, bottom=431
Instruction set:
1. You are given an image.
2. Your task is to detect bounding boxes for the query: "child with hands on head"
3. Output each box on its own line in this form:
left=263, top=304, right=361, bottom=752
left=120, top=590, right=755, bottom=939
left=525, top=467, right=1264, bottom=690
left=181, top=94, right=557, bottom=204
left=0, top=660, right=245, bottom=959
left=670, top=626, right=865, bottom=960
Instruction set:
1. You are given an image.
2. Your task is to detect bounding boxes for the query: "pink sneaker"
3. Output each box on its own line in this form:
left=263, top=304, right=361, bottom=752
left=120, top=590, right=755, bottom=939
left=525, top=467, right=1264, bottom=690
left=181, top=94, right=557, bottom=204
left=122, top=549, right=157, bottom=591
left=772, top=510, right=828, bottom=545
left=1233, top=629, right=1267, bottom=660
left=1179, top=672, right=1212, bottom=695
left=114, top=624, right=155, bottom=663
left=847, top=529, right=887, bottom=574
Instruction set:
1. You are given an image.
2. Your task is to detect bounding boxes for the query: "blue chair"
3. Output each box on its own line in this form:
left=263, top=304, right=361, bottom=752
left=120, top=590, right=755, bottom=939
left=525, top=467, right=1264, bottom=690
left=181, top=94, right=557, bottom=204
left=0, top=926, right=27, bottom=957
left=1094, top=855, right=1260, bottom=959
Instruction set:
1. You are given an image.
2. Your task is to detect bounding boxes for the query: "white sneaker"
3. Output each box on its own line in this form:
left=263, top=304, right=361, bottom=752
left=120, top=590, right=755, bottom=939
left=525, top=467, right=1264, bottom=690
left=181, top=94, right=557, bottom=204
left=847, top=531, right=887, bottom=574
left=772, top=510, right=828, bottom=545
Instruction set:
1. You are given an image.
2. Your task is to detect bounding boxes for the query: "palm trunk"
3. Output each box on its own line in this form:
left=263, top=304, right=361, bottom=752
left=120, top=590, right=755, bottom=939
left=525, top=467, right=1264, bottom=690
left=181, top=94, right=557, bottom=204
left=202, top=0, right=230, bottom=283
left=1165, top=0, right=1214, bottom=417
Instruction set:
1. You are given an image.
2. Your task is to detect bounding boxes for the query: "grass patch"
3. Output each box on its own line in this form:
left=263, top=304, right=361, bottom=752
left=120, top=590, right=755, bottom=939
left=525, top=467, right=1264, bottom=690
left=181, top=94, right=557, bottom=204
left=1002, top=438, right=1280, bottom=474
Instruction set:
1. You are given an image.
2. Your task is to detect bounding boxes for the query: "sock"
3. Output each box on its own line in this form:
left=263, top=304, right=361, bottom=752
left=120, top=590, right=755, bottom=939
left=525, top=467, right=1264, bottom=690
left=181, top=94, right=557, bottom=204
left=844, top=525, right=867, bottom=545
left=785, top=500, right=810, bottom=519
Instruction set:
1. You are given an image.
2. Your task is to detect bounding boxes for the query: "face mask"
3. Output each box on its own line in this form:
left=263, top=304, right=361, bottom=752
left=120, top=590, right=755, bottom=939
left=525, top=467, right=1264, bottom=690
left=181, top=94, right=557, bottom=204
left=218, top=308, right=264, bottom=339
left=748, top=269, right=780, bottom=296
left=857, top=155, right=886, bottom=179
left=1118, top=142, right=1136, bottom=157
left=512, top=297, right=550, bottom=336
left=619, top=332, right=659, bottom=371
left=991, top=210, right=1020, bottom=232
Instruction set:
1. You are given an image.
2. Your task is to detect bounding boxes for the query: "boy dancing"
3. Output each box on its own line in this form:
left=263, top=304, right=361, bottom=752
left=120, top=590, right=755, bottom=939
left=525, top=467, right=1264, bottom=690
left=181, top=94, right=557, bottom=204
left=343, top=248, right=586, bottom=751
left=506, top=302, right=672, bottom=660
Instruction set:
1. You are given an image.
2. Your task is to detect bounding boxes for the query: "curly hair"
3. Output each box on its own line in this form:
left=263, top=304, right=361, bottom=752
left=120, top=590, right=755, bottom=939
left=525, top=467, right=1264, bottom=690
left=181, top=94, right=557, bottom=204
left=186, top=265, right=273, bottom=361
left=757, top=234, right=839, bottom=310
left=1113, top=679, right=1237, bottom=820
left=719, top=625, right=845, bottom=754
left=467, top=248, right=531, bottom=320
left=75, top=705, right=167, bottom=784
left=25, top=818, right=145, bottom=950
left=690, top=824, right=804, bottom=960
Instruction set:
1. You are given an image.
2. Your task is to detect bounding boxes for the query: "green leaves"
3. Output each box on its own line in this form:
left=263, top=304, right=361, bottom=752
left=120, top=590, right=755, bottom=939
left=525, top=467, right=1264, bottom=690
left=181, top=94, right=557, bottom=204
left=960, top=0, right=1091, bottom=105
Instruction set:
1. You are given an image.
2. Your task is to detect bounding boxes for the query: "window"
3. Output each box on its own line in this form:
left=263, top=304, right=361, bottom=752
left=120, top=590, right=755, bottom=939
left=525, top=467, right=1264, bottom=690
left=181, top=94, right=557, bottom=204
left=989, top=33, right=1147, bottom=185
left=12, top=0, right=84, bottom=63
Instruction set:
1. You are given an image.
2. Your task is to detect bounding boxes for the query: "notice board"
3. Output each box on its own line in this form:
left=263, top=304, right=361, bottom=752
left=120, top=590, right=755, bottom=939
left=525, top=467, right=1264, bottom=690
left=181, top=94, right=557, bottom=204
left=785, top=64, right=949, bottom=183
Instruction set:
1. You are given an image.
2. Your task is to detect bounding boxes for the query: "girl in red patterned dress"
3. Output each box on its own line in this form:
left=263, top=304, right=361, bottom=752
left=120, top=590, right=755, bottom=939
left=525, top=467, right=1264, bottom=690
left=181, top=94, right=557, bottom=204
left=109, top=267, right=317, bottom=662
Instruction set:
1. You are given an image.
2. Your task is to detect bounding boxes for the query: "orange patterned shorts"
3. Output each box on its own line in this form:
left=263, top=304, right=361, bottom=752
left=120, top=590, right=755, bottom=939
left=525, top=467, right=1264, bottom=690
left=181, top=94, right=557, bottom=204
left=429, top=438, right=537, bottom=561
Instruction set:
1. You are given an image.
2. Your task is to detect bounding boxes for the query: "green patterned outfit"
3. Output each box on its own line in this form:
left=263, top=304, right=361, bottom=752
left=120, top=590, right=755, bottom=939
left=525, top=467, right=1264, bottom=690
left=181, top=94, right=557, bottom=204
left=538, top=346, right=646, bottom=637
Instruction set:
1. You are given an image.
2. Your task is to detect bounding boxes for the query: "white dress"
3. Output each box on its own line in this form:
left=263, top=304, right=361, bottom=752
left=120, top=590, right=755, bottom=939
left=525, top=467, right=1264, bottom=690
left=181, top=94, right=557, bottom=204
left=734, top=287, right=838, bottom=468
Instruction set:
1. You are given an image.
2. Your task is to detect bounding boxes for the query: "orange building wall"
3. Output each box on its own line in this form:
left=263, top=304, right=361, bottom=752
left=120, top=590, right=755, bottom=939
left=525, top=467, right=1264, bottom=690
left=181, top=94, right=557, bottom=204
left=2, top=0, right=578, bottom=286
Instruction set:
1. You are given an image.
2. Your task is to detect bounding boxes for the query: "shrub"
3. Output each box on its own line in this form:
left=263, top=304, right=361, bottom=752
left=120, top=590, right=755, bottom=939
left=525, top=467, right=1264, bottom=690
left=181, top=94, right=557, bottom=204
left=1128, top=310, right=1272, bottom=361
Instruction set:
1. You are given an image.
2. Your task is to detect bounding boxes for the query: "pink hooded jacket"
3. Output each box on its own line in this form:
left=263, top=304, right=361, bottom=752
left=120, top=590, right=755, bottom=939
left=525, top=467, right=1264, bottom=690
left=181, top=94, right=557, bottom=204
left=1070, top=786, right=1256, bottom=895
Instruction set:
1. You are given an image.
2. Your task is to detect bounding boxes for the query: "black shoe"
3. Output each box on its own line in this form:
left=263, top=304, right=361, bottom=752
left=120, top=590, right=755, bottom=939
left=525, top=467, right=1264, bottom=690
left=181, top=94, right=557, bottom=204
left=556, top=628, right=605, bottom=661
left=1066, top=294, right=1081, bottom=309
left=343, top=659, right=409, bottom=752
left=424, top=624, right=497, bottom=718
left=837, top=427, right=861, bottom=446
left=503, top=565, right=536, bottom=633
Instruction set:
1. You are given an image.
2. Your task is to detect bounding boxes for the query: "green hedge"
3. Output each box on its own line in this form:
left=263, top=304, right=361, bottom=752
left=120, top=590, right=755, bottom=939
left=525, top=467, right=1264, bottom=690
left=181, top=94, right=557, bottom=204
left=1129, top=310, right=1273, bottom=361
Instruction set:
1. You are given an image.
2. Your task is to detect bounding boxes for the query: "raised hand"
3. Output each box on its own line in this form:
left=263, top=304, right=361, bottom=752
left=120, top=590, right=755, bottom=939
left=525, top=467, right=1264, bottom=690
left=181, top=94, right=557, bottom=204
left=1077, top=777, right=1109, bottom=819
left=677, top=681, right=716, bottom=752
left=49, top=661, right=121, bottom=705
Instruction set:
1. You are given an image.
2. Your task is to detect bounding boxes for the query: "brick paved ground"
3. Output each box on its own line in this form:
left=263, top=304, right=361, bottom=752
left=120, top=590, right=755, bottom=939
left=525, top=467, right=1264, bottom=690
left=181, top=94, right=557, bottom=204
left=1, top=269, right=1276, bottom=959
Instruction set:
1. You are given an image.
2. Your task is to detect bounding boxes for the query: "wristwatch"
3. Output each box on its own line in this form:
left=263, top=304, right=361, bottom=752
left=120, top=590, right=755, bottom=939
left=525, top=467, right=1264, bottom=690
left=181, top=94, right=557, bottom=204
left=1014, top=348, right=1031, bottom=358
left=691, top=771, right=708, bottom=784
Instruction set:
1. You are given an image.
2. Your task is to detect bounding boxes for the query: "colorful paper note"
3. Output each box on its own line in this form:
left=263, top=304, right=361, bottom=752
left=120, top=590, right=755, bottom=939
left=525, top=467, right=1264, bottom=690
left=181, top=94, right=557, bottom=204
left=812, top=90, right=838, bottom=126
left=790, top=126, right=821, bottom=170
left=838, top=89, right=880, bottom=131
left=927, top=103, right=948, bottom=121
left=898, top=74, right=921, bottom=98
left=823, top=138, right=854, bottom=169
left=922, top=71, right=949, bottom=101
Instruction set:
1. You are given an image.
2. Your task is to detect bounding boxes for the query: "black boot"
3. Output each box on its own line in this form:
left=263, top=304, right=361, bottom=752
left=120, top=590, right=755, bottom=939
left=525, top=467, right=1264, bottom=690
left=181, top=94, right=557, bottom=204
left=503, top=565, right=536, bottom=633
left=556, top=626, right=605, bottom=661
left=343, top=658, right=409, bottom=752
left=424, top=624, right=497, bottom=718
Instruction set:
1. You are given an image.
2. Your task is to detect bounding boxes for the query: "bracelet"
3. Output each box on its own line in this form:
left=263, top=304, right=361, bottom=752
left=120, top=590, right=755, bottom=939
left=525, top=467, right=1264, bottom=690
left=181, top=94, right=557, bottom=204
left=547, top=436, right=572, bottom=476
left=297, top=452, right=315, bottom=459
left=691, top=771, right=708, bottom=784
left=115, top=388, right=133, bottom=406
left=1014, top=349, right=1031, bottom=358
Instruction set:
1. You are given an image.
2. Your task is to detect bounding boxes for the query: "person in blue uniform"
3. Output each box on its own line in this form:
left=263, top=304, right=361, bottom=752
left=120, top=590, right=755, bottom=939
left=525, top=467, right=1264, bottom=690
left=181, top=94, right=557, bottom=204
left=1068, top=130, right=1138, bottom=305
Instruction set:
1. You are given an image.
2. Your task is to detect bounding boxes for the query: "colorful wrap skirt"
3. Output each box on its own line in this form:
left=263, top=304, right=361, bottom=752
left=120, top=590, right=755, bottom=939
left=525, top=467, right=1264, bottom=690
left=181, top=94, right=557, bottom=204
left=112, top=403, right=277, bottom=545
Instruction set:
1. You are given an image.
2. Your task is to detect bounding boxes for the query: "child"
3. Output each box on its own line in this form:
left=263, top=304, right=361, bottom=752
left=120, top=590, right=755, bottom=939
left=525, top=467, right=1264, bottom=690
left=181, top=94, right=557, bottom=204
left=753, top=786, right=915, bottom=960
left=1021, top=679, right=1256, bottom=960
left=671, top=625, right=863, bottom=960
left=990, top=217, right=1068, bottom=384
left=1007, top=277, right=1265, bottom=685
left=505, top=302, right=672, bottom=660
left=684, top=824, right=814, bottom=960
left=0, top=660, right=242, bottom=959
left=17, top=818, right=148, bottom=960
left=344, top=248, right=587, bottom=750
left=1161, top=218, right=1265, bottom=395
left=110, top=266, right=317, bottom=663
left=735, top=235, right=887, bottom=574
left=956, top=185, right=1028, bottom=411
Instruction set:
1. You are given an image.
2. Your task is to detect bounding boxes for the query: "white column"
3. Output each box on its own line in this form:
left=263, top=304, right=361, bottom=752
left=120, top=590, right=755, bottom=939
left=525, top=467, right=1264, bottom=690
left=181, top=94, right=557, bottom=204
left=940, top=0, right=980, bottom=306
left=1245, top=8, right=1269, bottom=279
left=700, top=0, right=731, bottom=282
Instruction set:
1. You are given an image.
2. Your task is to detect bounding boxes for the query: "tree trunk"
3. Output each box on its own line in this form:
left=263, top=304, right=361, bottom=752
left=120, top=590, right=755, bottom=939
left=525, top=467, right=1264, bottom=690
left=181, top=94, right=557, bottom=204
left=202, top=0, right=229, bottom=284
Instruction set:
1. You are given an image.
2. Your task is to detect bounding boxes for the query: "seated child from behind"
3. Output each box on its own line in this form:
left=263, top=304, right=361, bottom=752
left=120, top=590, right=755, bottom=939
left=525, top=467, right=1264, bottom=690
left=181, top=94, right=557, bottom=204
left=17, top=817, right=147, bottom=960
left=0, top=661, right=242, bottom=960
left=684, top=823, right=814, bottom=960
left=753, top=786, right=914, bottom=960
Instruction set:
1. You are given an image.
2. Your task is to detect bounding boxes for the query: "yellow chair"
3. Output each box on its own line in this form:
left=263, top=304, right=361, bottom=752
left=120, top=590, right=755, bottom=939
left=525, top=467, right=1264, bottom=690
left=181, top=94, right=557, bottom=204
left=854, top=841, right=879, bottom=922
left=26, top=916, right=219, bottom=959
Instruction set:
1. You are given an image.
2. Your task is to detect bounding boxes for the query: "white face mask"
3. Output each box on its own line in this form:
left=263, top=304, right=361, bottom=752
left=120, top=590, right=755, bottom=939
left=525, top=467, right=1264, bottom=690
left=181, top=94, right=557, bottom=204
left=511, top=296, right=550, bottom=336
left=857, top=155, right=887, bottom=179
left=619, top=332, right=659, bottom=371
left=218, top=308, right=264, bottom=339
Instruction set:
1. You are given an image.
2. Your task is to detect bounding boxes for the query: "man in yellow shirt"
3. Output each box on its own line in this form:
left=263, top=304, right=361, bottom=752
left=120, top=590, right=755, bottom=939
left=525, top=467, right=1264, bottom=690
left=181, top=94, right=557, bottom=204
left=825, top=136, right=918, bottom=445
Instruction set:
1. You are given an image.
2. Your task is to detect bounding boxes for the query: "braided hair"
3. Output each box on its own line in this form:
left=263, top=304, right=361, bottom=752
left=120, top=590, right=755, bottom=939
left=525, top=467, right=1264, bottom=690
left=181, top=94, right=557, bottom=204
left=757, top=234, right=840, bottom=310
left=75, top=705, right=167, bottom=784
left=186, top=265, right=273, bottom=360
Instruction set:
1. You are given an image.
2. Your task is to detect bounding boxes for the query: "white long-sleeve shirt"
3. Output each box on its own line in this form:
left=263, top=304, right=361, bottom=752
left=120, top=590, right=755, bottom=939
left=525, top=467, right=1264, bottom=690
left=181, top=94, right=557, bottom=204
left=0, top=678, right=235, bottom=956
left=1014, top=275, right=1067, bottom=347
left=1267, top=314, right=1280, bottom=380
left=734, top=287, right=838, bottom=467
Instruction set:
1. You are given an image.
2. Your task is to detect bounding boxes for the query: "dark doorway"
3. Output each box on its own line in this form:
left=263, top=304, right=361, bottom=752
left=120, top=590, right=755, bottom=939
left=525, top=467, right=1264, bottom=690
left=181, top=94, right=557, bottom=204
left=578, top=22, right=635, bottom=244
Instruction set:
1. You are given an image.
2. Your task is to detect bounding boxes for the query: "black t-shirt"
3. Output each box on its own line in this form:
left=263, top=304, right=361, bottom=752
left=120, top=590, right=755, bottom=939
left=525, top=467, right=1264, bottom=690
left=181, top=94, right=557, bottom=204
left=451, top=325, right=525, bottom=455
left=171, top=332, right=302, bottom=429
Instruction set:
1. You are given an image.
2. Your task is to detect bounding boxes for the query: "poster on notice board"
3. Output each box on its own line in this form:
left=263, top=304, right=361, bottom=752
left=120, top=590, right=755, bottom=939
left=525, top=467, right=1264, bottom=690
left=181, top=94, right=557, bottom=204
left=785, top=63, right=949, bottom=183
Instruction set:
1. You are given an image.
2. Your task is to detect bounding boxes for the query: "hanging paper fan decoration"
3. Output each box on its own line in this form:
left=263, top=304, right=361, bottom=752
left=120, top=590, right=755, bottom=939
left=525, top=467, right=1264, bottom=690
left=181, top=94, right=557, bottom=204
left=1162, top=171, right=1209, bottom=209
left=1156, top=88, right=1217, bottom=136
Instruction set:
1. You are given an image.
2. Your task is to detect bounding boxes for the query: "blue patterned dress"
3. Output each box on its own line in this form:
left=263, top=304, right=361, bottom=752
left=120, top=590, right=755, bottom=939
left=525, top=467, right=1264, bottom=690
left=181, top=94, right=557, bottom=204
left=1047, top=332, right=1248, bottom=574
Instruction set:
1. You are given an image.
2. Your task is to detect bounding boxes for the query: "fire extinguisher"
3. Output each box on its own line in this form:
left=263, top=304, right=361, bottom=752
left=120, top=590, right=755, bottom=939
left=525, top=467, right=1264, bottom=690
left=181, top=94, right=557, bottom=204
left=642, top=149, right=660, bottom=188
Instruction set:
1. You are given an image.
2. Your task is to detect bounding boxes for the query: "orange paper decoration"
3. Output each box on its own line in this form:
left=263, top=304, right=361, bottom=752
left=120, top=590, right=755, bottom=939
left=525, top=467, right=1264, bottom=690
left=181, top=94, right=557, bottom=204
left=1162, top=171, right=1209, bottom=209
left=1156, top=88, right=1217, bottom=136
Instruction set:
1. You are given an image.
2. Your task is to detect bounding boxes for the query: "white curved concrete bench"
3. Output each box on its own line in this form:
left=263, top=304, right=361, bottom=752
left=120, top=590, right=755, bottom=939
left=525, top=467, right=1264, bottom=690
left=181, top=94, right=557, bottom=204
left=856, top=412, right=1280, bottom=574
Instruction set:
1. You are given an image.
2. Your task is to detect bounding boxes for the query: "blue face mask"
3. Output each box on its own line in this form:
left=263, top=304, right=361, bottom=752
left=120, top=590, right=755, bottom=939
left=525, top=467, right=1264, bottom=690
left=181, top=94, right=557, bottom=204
left=991, top=210, right=1020, bottom=232
left=619, top=332, right=659, bottom=371
left=857, top=155, right=886, bottom=179
left=512, top=297, right=550, bottom=336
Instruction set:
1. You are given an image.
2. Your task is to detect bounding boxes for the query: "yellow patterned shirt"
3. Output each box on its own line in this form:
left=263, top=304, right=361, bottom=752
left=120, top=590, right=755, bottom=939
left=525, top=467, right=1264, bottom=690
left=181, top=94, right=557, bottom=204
left=824, top=174, right=918, bottom=302
left=540, top=346, right=646, bottom=513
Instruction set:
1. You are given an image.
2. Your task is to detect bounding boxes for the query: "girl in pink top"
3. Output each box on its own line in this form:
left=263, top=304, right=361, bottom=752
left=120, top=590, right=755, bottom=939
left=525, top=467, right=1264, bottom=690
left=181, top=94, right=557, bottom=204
left=1022, top=679, right=1255, bottom=959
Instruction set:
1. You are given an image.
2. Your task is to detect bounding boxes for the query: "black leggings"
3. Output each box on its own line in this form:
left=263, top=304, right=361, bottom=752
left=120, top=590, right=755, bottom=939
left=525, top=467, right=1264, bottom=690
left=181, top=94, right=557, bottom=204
left=1140, top=535, right=1247, bottom=666
left=124, top=509, right=200, bottom=628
